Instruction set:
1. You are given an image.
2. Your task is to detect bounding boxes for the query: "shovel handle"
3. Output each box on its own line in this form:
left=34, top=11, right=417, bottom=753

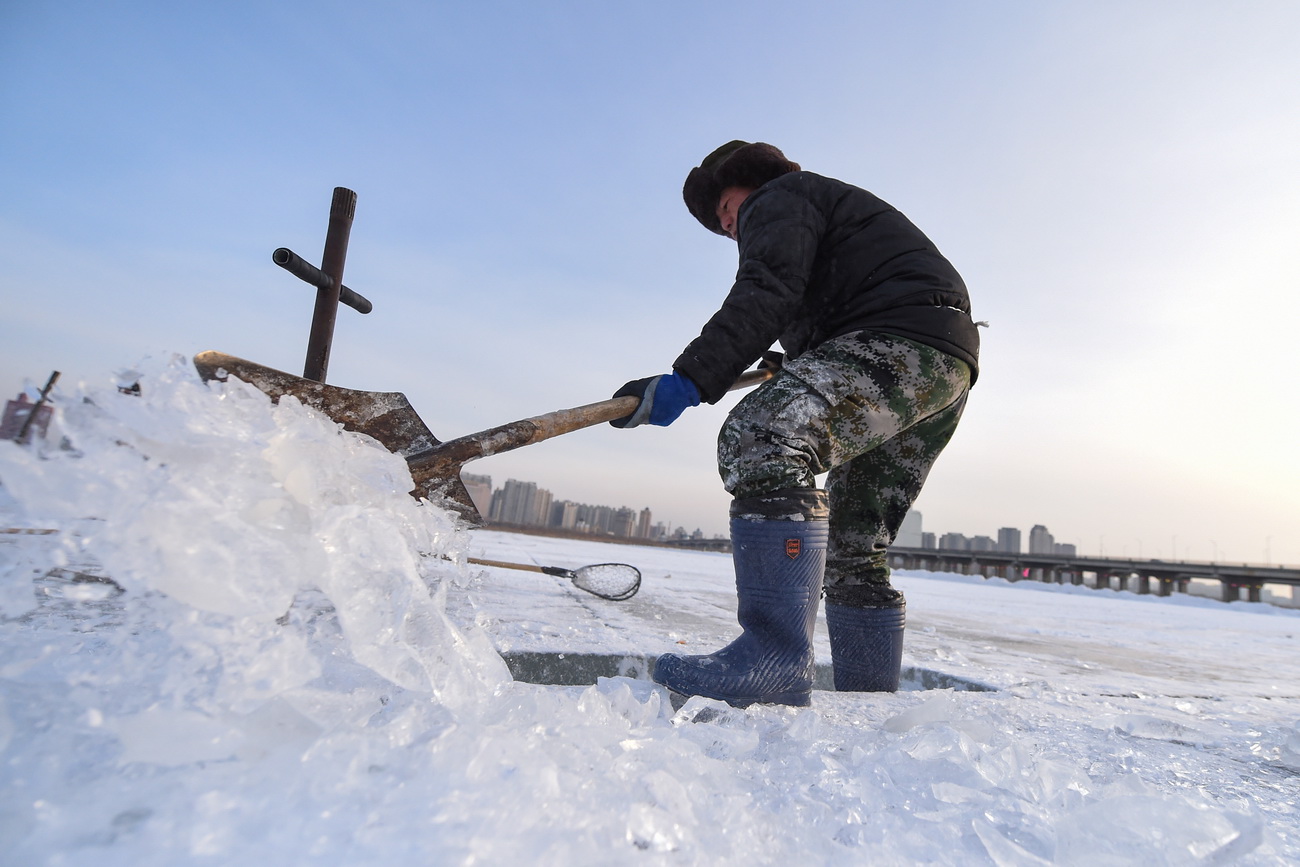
left=273, top=248, right=373, bottom=314
left=467, top=556, right=547, bottom=574
left=407, top=368, right=773, bottom=484
left=540, top=367, right=774, bottom=435
left=467, top=557, right=580, bottom=580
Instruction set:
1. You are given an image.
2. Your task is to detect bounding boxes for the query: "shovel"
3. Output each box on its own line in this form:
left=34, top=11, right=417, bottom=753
left=193, top=351, right=771, bottom=526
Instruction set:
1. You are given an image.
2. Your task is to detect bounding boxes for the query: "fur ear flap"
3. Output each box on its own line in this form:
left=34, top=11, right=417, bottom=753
left=683, top=165, right=726, bottom=235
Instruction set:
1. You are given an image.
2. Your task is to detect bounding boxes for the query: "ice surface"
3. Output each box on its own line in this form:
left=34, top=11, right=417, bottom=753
left=0, top=355, right=1297, bottom=864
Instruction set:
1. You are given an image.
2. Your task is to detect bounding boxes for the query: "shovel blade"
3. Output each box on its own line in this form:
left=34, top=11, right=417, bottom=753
left=193, top=351, right=482, bottom=523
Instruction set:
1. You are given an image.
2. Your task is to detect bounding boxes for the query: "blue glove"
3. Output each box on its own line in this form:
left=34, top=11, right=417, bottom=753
left=609, top=371, right=701, bottom=428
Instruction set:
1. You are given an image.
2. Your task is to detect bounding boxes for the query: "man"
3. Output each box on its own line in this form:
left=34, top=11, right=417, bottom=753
left=611, top=141, right=979, bottom=707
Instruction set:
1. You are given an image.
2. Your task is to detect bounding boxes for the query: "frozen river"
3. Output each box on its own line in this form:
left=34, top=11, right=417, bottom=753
left=1, top=356, right=1297, bottom=864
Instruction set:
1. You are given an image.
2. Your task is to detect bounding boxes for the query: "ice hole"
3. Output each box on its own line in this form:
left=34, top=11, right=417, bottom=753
left=499, top=652, right=997, bottom=692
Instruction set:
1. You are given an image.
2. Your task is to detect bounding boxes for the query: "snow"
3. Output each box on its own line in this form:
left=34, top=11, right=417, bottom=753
left=1, top=354, right=1297, bottom=865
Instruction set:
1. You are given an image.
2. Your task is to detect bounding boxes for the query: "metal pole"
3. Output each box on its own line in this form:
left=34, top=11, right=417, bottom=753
left=303, top=187, right=356, bottom=382
left=272, top=248, right=372, bottom=313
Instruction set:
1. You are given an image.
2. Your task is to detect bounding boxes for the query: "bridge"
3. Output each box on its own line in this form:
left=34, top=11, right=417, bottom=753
left=886, top=547, right=1300, bottom=603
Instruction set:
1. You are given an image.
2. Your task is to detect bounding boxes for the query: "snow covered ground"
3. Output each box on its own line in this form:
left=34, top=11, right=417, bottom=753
left=1, top=356, right=1297, bottom=865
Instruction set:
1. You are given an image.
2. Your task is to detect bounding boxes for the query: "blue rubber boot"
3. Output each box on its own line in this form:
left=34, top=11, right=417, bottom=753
left=653, top=489, right=828, bottom=707
left=825, top=601, right=906, bottom=692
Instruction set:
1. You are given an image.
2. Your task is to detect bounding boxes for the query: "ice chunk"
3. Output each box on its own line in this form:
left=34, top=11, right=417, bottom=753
left=1277, top=720, right=1300, bottom=771
left=108, top=707, right=239, bottom=766
left=1113, top=713, right=1217, bottom=747
left=883, top=692, right=961, bottom=732
left=1054, top=786, right=1262, bottom=864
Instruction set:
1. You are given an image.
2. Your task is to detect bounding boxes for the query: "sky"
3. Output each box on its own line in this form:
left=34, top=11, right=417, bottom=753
left=2, top=0, right=1298, bottom=564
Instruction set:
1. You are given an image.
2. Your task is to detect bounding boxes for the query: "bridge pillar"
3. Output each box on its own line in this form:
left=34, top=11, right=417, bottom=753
left=1247, top=584, right=1262, bottom=603
left=1155, top=577, right=1172, bottom=597
left=1135, top=575, right=1150, bottom=595
left=1220, top=582, right=1238, bottom=603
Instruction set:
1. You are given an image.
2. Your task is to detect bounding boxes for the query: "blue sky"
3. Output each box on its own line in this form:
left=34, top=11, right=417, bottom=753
left=3, top=1, right=1298, bottom=564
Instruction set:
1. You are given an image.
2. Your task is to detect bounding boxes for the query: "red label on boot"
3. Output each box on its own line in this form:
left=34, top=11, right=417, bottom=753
left=785, top=538, right=801, bottom=559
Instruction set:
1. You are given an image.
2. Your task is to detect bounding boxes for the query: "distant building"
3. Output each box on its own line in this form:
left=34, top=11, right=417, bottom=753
left=1054, top=542, right=1077, bottom=557
left=637, top=508, right=653, bottom=539
left=921, top=532, right=936, bottom=550
left=557, top=501, right=580, bottom=530
left=939, top=532, right=969, bottom=551
left=490, top=479, right=550, bottom=526
left=1029, top=525, right=1055, bottom=555
left=970, top=535, right=996, bottom=552
left=997, top=527, right=1022, bottom=554
left=534, top=488, right=553, bottom=526
left=895, top=510, right=923, bottom=548
left=587, top=505, right=615, bottom=534
left=612, top=507, right=637, bottom=538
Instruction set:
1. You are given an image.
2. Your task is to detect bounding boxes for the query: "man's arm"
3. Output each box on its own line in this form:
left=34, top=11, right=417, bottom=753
left=673, top=187, right=825, bottom=402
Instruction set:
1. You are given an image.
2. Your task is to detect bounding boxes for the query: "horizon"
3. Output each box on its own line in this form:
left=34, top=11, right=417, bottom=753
left=451, top=469, right=1299, bottom=569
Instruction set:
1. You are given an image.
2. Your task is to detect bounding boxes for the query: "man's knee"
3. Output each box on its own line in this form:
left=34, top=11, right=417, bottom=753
left=717, top=377, right=829, bottom=496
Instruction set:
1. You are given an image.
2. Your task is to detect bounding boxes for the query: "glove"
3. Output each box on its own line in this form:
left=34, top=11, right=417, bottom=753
left=609, top=371, right=701, bottom=428
left=757, top=350, right=784, bottom=372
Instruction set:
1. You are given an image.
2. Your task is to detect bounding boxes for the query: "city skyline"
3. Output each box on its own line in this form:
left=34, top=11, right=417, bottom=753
left=464, top=473, right=714, bottom=544
left=460, top=473, right=1258, bottom=569
left=2, top=3, right=1296, bottom=566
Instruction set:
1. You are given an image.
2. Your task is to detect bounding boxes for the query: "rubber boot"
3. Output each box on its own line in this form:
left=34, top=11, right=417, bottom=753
left=652, top=489, right=828, bottom=707
left=825, top=600, right=906, bottom=692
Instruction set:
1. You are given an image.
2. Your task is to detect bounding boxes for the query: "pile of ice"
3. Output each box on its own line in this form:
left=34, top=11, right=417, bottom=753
left=0, top=356, right=1281, bottom=864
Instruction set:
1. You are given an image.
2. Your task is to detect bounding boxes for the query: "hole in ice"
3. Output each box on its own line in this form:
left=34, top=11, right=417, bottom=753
left=500, top=652, right=997, bottom=692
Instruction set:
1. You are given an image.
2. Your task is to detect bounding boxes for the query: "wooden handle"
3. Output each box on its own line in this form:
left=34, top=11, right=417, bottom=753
left=407, top=367, right=773, bottom=482
left=467, top=557, right=545, bottom=574
left=541, top=367, right=775, bottom=435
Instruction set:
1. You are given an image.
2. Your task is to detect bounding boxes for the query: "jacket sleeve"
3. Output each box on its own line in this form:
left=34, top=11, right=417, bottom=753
left=672, top=187, right=826, bottom=403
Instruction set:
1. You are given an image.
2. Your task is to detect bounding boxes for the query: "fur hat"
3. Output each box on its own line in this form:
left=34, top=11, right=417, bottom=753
left=682, top=141, right=801, bottom=234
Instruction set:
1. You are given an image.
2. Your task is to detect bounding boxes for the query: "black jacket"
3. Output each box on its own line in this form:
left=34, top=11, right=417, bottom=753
left=673, top=171, right=980, bottom=403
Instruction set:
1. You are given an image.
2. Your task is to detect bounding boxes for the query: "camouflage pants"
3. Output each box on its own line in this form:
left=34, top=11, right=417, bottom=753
left=718, top=330, right=971, bottom=606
